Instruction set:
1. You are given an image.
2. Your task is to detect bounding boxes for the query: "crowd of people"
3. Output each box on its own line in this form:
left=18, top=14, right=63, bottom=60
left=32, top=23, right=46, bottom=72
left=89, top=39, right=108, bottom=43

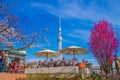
left=26, top=58, right=92, bottom=70
left=0, top=54, right=25, bottom=73
left=26, top=58, right=78, bottom=68
left=26, top=56, right=120, bottom=74
left=7, top=60, right=25, bottom=73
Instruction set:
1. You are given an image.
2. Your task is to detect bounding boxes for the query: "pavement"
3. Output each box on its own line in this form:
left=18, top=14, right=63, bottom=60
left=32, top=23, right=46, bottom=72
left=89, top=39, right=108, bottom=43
left=0, top=73, right=27, bottom=80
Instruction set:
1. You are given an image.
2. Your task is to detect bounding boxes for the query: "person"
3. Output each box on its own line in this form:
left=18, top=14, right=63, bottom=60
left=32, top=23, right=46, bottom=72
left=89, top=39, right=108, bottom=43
left=114, top=55, right=120, bottom=74
left=65, top=59, right=69, bottom=66
left=72, top=58, right=77, bottom=66
left=56, top=60, right=60, bottom=67
left=107, top=55, right=113, bottom=74
left=26, top=63, right=31, bottom=69
left=2, top=62, right=7, bottom=72
left=0, top=55, right=3, bottom=72
left=2, top=54, right=7, bottom=64
left=78, top=59, right=86, bottom=73
left=70, top=60, right=73, bottom=66
left=0, top=55, right=3, bottom=63
left=10, top=60, right=14, bottom=73
left=37, top=60, right=41, bottom=68
left=87, top=62, right=93, bottom=75
left=53, top=60, right=57, bottom=67
left=49, top=59, right=54, bottom=67
left=42, top=60, right=48, bottom=67
left=20, top=63, right=25, bottom=73
left=7, top=63, right=12, bottom=73
left=85, top=61, right=88, bottom=68
left=82, top=59, right=86, bottom=68
left=61, top=58, right=65, bottom=66
left=77, top=62, right=82, bottom=73
left=2, top=54, right=7, bottom=72
left=16, top=62, right=21, bottom=73
left=14, top=62, right=21, bottom=73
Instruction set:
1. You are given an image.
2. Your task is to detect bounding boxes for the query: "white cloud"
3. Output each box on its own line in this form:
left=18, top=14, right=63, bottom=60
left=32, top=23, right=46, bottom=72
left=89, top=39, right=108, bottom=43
left=63, top=39, right=76, bottom=44
left=30, top=1, right=120, bottom=39
left=30, top=2, right=57, bottom=15
left=30, top=0, right=120, bottom=26
left=66, top=29, right=90, bottom=42
left=26, top=57, right=43, bottom=62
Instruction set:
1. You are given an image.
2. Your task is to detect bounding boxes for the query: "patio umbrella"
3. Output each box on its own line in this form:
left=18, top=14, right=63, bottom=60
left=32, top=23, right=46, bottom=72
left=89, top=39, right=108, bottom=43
left=60, top=46, right=88, bottom=58
left=35, top=49, right=60, bottom=60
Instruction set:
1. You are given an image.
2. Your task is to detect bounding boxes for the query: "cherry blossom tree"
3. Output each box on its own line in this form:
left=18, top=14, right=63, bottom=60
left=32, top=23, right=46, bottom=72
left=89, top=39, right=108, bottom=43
left=0, top=0, right=48, bottom=50
left=89, top=20, right=119, bottom=74
left=0, top=0, right=20, bottom=47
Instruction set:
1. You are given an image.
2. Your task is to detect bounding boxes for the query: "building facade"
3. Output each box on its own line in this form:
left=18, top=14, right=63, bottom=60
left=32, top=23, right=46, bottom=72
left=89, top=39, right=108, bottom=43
left=0, top=50, right=26, bottom=65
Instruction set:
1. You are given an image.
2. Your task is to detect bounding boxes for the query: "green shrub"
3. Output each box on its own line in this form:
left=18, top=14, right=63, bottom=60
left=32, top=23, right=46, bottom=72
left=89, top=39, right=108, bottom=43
left=18, top=74, right=120, bottom=80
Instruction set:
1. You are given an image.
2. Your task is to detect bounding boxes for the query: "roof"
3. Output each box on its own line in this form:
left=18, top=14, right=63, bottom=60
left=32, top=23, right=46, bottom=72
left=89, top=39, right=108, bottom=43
left=9, top=50, right=26, bottom=56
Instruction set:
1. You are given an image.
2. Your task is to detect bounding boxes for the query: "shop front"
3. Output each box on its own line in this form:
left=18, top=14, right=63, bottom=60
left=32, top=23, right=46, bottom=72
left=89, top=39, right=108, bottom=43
left=8, top=50, right=26, bottom=64
left=0, top=50, right=26, bottom=65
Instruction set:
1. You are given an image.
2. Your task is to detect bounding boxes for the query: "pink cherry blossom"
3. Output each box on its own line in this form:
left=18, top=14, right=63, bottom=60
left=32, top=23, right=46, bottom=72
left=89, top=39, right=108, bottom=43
left=90, top=20, right=119, bottom=74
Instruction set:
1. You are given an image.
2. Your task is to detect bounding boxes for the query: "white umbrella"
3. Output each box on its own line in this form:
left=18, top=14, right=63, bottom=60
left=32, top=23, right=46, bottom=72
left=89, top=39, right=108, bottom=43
left=60, top=46, right=88, bottom=58
left=35, top=49, right=59, bottom=60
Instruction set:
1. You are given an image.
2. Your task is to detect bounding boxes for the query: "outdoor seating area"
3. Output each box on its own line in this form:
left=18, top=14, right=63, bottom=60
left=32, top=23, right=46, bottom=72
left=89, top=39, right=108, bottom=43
left=25, top=46, right=91, bottom=74
left=25, top=58, right=92, bottom=74
left=26, top=58, right=78, bottom=68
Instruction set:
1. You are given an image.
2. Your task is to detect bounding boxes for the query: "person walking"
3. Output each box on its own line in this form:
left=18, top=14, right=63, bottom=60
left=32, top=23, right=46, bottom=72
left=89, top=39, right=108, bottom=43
left=0, top=55, right=3, bottom=72
left=114, top=55, right=120, bottom=74
left=37, top=60, right=41, bottom=68
left=2, top=54, right=7, bottom=72
left=107, top=55, right=113, bottom=74
left=78, top=59, right=86, bottom=74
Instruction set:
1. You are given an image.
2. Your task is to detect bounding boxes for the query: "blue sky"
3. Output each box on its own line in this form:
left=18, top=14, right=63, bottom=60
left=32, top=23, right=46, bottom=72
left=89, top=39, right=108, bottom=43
left=10, top=0, right=120, bottom=66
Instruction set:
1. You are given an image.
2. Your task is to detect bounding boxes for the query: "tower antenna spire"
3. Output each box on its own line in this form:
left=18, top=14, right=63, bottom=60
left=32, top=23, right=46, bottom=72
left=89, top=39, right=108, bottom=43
left=59, top=16, right=61, bottom=29
left=58, top=16, right=62, bottom=60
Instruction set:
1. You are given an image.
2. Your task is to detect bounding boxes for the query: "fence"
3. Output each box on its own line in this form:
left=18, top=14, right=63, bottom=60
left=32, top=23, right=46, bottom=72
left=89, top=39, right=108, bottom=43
left=25, top=66, right=79, bottom=74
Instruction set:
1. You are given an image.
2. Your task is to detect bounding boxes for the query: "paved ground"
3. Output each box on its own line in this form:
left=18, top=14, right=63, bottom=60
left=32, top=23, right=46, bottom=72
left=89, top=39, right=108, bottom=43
left=0, top=73, right=27, bottom=80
